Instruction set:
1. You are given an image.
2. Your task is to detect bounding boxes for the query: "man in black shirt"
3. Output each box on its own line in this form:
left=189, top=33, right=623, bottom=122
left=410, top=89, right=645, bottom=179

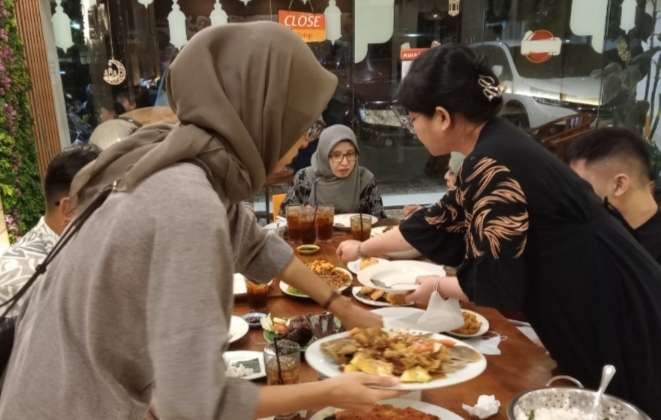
left=569, top=127, right=661, bottom=264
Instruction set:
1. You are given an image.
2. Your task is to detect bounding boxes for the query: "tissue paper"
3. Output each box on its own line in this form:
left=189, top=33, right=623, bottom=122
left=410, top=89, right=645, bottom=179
left=382, top=292, right=464, bottom=332
left=462, top=395, right=500, bottom=419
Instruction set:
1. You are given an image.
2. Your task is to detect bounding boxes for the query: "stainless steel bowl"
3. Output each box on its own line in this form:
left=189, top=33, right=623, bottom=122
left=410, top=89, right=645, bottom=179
left=507, top=376, right=651, bottom=420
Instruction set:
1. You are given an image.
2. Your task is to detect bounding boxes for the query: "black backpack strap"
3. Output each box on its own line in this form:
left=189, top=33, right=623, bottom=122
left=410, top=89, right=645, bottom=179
left=0, top=183, right=116, bottom=318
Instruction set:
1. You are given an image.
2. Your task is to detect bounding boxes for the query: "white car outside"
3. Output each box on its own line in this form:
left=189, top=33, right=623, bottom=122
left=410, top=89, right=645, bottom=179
left=472, top=41, right=604, bottom=128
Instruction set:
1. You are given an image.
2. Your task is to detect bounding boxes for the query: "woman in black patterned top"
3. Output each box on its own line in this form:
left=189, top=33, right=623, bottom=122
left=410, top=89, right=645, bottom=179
left=337, top=45, right=661, bottom=417
left=281, top=124, right=384, bottom=217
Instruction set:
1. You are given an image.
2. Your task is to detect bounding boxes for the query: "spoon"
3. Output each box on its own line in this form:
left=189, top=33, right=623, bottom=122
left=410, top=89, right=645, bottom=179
left=590, top=364, right=616, bottom=420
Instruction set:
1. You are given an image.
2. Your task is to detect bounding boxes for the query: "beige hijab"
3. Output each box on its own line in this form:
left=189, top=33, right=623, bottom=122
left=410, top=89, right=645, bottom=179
left=71, top=22, right=337, bottom=209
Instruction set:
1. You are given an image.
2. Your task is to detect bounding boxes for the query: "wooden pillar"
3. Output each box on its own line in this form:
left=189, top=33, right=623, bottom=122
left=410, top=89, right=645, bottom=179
left=14, top=0, right=62, bottom=178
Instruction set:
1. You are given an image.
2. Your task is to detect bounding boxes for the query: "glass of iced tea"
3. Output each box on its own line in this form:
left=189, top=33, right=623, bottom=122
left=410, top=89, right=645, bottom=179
left=315, top=205, right=334, bottom=242
left=350, top=214, right=372, bottom=241
left=264, top=339, right=301, bottom=385
left=286, top=205, right=302, bottom=242
left=245, top=279, right=271, bottom=310
left=299, top=205, right=316, bottom=244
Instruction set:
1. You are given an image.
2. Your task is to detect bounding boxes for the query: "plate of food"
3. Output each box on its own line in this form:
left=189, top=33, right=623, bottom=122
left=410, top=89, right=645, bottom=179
left=346, top=257, right=389, bottom=274
left=357, top=260, right=445, bottom=294
left=351, top=287, right=412, bottom=307
left=224, top=350, right=266, bottom=380
left=447, top=309, right=490, bottom=338
left=261, top=313, right=342, bottom=349
left=309, top=398, right=463, bottom=420
left=280, top=281, right=310, bottom=298
left=333, top=213, right=378, bottom=229
left=305, top=327, right=486, bottom=390
left=229, top=315, right=250, bottom=344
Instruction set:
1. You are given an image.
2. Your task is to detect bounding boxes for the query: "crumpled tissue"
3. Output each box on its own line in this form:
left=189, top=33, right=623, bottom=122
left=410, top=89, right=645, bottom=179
left=383, top=292, right=464, bottom=332
left=461, top=334, right=502, bottom=355
left=462, top=395, right=500, bottom=419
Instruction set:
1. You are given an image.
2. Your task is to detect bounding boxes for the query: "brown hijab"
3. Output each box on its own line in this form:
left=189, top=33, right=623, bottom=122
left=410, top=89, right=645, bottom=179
left=71, top=22, right=337, bottom=209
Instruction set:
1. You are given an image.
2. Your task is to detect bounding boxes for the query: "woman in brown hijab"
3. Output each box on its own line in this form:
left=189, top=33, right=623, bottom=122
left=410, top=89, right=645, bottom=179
left=0, top=23, right=399, bottom=419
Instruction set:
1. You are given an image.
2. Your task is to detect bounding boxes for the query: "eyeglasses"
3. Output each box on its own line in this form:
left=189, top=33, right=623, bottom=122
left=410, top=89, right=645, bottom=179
left=329, top=151, right=357, bottom=163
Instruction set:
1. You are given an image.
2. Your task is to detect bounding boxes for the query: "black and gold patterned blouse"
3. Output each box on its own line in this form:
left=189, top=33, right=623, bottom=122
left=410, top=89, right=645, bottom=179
left=400, top=118, right=661, bottom=418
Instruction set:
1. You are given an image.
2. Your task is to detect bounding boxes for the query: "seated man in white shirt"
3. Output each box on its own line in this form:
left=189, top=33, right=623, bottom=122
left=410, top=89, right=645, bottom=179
left=0, top=144, right=100, bottom=305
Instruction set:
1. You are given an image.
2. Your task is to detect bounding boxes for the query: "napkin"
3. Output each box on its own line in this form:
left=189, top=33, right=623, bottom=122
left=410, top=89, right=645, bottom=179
left=383, top=292, right=464, bottom=332
left=461, top=334, right=502, bottom=355
left=462, top=395, right=500, bottom=419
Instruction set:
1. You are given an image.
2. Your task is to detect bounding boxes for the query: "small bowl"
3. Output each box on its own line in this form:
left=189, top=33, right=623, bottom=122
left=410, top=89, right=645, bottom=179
left=296, top=244, right=320, bottom=255
left=241, top=312, right=267, bottom=329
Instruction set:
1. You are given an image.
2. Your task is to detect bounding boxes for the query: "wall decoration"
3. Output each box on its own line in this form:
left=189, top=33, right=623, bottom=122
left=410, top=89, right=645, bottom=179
left=103, top=58, right=126, bottom=85
left=620, top=0, right=636, bottom=32
left=210, top=0, right=228, bottom=26
left=354, top=0, right=395, bottom=63
left=569, top=0, right=608, bottom=53
left=324, top=0, right=341, bottom=44
left=448, top=0, right=460, bottom=17
left=0, top=0, right=45, bottom=241
left=168, top=0, right=188, bottom=49
left=52, top=0, right=74, bottom=51
left=80, top=0, right=96, bottom=44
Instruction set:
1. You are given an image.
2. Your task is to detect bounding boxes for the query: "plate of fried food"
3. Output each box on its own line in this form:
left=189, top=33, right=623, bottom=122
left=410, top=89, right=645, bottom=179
left=346, top=257, right=389, bottom=274
left=310, top=398, right=463, bottom=420
left=447, top=309, right=490, bottom=338
left=305, top=327, right=486, bottom=391
left=283, top=260, right=353, bottom=298
left=351, top=286, right=412, bottom=307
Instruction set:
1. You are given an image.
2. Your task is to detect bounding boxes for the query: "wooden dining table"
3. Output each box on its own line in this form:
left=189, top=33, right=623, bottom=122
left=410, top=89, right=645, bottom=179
left=231, top=230, right=556, bottom=419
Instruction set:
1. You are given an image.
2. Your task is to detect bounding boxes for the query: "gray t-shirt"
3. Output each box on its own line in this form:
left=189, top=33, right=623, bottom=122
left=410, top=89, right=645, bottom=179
left=0, top=163, right=293, bottom=419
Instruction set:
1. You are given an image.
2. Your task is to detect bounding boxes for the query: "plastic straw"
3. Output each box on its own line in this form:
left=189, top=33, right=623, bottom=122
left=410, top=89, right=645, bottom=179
left=273, top=336, right=284, bottom=384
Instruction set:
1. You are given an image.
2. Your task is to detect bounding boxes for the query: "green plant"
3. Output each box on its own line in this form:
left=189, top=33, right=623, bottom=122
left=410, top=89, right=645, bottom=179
left=0, top=0, right=44, bottom=242
left=592, top=0, right=661, bottom=183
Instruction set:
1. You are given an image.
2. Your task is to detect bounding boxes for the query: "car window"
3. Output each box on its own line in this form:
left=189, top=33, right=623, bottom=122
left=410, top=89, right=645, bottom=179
left=509, top=43, right=605, bottom=79
left=474, top=46, right=513, bottom=82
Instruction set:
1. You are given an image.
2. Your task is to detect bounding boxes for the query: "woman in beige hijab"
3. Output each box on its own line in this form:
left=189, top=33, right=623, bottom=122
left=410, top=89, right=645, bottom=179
left=0, top=23, right=398, bottom=419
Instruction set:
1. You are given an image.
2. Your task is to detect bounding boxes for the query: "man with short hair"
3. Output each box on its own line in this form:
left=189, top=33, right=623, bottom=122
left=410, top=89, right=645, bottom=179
left=0, top=144, right=101, bottom=305
left=568, top=127, right=660, bottom=264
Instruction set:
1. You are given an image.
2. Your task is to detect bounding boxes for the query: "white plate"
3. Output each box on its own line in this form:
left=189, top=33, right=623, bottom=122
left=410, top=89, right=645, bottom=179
left=280, top=281, right=310, bottom=298
left=229, top=315, right=249, bottom=343
left=370, top=225, right=392, bottom=237
left=223, top=350, right=265, bottom=380
left=305, top=330, right=487, bottom=391
left=357, top=260, right=445, bottom=294
left=351, top=287, right=414, bottom=307
left=233, top=273, right=247, bottom=296
left=333, top=213, right=378, bottom=229
left=447, top=309, right=490, bottom=338
left=309, top=398, right=464, bottom=420
left=281, top=268, right=352, bottom=298
left=346, top=257, right=389, bottom=274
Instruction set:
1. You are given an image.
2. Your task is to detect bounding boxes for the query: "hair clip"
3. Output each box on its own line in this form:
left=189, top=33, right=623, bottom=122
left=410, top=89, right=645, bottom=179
left=478, top=74, right=504, bottom=102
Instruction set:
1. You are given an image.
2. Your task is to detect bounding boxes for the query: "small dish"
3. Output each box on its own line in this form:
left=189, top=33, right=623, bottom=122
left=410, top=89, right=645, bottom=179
left=241, top=311, right=267, bottom=329
left=447, top=309, right=490, bottom=338
left=296, top=244, right=320, bottom=255
left=224, top=350, right=266, bottom=380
